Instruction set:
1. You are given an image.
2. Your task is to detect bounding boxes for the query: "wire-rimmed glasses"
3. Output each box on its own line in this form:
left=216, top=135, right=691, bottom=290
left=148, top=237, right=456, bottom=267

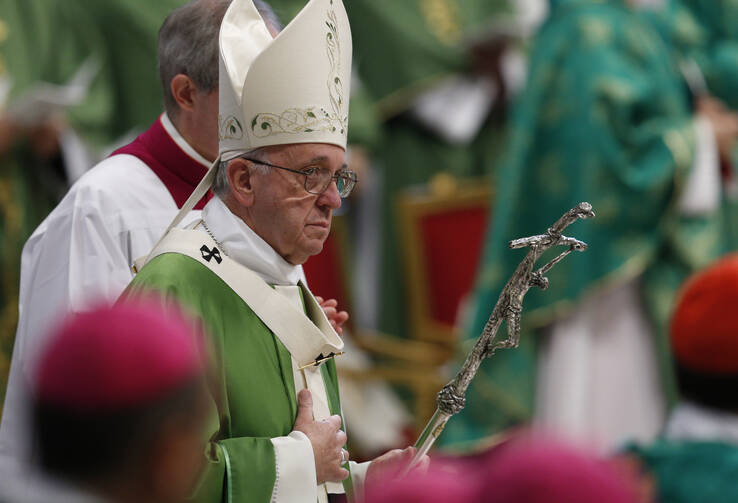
left=242, top=157, right=358, bottom=198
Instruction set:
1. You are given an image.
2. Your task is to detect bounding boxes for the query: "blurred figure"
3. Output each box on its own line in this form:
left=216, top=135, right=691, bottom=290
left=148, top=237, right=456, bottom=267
left=1, top=0, right=194, bottom=156
left=366, top=437, right=641, bottom=503
left=344, top=0, right=516, bottom=338
left=0, top=0, right=282, bottom=472
left=673, top=0, right=738, bottom=254
left=124, top=0, right=428, bottom=500
left=0, top=0, right=191, bottom=402
left=448, top=0, right=738, bottom=449
left=2, top=301, right=209, bottom=503
left=676, top=0, right=738, bottom=112
left=0, top=111, right=66, bottom=416
left=628, top=254, right=738, bottom=502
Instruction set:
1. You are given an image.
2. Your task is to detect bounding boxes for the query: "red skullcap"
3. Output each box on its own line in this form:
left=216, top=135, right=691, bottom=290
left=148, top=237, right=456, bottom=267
left=35, top=301, right=204, bottom=410
left=671, top=254, right=738, bottom=374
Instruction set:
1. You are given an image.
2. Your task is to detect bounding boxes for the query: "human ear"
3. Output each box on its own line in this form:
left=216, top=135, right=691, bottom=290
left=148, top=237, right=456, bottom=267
left=170, top=74, right=198, bottom=113
left=227, top=158, right=256, bottom=207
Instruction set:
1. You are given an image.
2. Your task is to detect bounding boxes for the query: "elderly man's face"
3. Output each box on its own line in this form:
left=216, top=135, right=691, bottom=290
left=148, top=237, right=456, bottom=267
left=246, top=143, right=344, bottom=265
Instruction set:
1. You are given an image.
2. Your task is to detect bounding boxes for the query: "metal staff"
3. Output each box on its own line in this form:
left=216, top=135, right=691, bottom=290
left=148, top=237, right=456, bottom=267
left=407, top=202, right=595, bottom=471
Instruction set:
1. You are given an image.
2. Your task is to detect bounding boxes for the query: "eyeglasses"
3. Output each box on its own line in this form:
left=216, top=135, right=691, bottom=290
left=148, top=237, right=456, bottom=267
left=242, top=157, right=358, bottom=198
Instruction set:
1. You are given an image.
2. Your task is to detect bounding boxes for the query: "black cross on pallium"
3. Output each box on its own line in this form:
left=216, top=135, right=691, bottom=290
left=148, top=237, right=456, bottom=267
left=314, top=352, right=335, bottom=366
left=200, top=245, right=222, bottom=264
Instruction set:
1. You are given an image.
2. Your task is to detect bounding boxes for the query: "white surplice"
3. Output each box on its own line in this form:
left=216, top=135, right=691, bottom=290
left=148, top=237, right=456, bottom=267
left=0, top=113, right=207, bottom=472
left=535, top=279, right=667, bottom=450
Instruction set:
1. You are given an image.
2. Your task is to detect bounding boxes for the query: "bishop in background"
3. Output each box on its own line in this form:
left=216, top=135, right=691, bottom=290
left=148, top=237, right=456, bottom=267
left=124, top=0, right=424, bottom=502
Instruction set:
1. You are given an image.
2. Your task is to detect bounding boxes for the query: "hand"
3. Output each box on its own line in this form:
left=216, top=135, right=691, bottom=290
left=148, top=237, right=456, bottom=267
left=316, top=296, right=349, bottom=335
left=292, top=389, right=349, bottom=484
left=365, top=447, right=430, bottom=488
left=698, top=96, right=738, bottom=162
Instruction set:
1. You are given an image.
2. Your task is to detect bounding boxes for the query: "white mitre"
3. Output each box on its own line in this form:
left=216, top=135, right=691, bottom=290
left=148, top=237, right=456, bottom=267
left=218, top=0, right=352, bottom=161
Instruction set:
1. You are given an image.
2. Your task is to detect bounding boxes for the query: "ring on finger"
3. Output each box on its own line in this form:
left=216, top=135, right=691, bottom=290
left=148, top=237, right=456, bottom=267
left=340, top=449, right=348, bottom=464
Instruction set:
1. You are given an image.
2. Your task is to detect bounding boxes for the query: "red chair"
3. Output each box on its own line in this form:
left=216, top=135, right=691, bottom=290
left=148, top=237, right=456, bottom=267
left=398, top=173, right=492, bottom=345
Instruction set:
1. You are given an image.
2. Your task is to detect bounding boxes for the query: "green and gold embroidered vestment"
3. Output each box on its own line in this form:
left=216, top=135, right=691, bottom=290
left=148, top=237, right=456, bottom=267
left=442, top=0, right=734, bottom=447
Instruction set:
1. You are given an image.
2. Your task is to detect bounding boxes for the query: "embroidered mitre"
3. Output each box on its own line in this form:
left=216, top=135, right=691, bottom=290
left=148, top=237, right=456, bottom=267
left=218, top=0, right=352, bottom=161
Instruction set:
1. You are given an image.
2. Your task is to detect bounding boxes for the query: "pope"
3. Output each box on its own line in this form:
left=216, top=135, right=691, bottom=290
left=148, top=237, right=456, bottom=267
left=124, top=1, right=426, bottom=502
left=0, top=0, right=348, bottom=473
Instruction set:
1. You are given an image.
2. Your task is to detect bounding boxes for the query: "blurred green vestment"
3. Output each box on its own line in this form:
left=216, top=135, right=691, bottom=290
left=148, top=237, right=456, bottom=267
left=345, top=0, right=510, bottom=338
left=442, top=0, right=733, bottom=447
left=677, top=0, right=738, bottom=110
left=672, top=0, right=738, bottom=255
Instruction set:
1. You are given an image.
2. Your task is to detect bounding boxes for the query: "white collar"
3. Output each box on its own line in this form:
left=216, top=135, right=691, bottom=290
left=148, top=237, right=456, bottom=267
left=201, top=196, right=305, bottom=286
left=159, top=113, right=211, bottom=168
left=665, top=401, right=738, bottom=446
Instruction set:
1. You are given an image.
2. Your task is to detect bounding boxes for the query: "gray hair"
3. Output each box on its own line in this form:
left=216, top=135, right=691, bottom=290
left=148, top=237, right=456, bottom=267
left=213, top=148, right=271, bottom=199
left=158, top=0, right=282, bottom=119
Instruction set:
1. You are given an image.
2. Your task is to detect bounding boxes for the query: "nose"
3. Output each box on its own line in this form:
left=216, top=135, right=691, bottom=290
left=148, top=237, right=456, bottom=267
left=318, top=179, right=342, bottom=210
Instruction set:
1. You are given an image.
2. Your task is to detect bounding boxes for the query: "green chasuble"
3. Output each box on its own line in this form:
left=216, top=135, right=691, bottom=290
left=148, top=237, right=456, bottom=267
left=676, top=0, right=738, bottom=110
left=666, top=0, right=738, bottom=255
left=441, top=0, right=733, bottom=447
left=124, top=252, right=354, bottom=503
left=628, top=440, right=738, bottom=502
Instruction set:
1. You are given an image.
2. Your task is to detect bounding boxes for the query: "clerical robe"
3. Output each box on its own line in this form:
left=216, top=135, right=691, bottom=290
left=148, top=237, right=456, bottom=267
left=443, top=0, right=732, bottom=449
left=0, top=1, right=189, bottom=397
left=0, top=113, right=209, bottom=472
left=124, top=197, right=368, bottom=503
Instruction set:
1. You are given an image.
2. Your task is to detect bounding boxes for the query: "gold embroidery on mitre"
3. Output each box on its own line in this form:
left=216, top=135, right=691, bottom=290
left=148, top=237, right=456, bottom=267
left=219, top=114, right=244, bottom=140
left=251, top=0, right=347, bottom=138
